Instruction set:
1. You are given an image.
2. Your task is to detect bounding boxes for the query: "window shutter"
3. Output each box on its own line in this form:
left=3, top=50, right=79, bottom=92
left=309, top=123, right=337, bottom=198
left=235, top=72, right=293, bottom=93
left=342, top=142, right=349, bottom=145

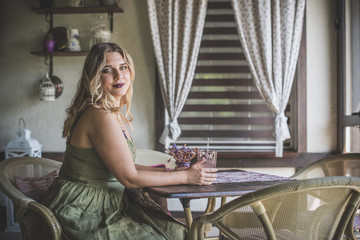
left=175, top=0, right=292, bottom=151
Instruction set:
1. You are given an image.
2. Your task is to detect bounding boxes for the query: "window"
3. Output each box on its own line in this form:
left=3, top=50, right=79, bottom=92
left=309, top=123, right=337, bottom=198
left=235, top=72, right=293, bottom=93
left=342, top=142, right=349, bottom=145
left=156, top=0, right=307, bottom=157
left=171, top=0, right=299, bottom=153
left=338, top=0, right=360, bottom=153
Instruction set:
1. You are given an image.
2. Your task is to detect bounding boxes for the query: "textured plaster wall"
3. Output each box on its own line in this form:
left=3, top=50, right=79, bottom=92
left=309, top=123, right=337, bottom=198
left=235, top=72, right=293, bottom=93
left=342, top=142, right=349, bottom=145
left=0, top=0, right=156, bottom=152
left=306, top=0, right=338, bottom=152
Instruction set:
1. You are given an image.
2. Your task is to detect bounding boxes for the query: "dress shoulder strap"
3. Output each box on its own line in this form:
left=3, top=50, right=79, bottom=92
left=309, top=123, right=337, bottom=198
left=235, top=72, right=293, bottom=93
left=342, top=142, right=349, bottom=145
left=67, top=106, right=90, bottom=144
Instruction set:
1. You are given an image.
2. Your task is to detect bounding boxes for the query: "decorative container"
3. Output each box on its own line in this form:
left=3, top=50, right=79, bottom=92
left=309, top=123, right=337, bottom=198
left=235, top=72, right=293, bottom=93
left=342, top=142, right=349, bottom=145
left=4, top=118, right=42, bottom=159
left=89, top=23, right=111, bottom=48
left=39, top=73, right=55, bottom=101
left=69, top=28, right=81, bottom=51
left=166, top=144, right=197, bottom=169
left=44, top=32, right=55, bottom=52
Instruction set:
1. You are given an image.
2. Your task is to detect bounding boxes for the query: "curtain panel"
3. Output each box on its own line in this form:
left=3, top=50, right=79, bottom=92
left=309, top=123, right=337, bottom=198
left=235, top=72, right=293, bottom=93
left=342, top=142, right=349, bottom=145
left=231, top=0, right=306, bottom=157
left=147, top=0, right=208, bottom=147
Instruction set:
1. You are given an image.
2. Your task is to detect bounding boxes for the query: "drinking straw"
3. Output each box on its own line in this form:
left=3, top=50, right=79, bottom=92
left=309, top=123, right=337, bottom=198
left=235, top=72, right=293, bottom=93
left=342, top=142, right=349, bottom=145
left=207, top=138, right=209, bottom=154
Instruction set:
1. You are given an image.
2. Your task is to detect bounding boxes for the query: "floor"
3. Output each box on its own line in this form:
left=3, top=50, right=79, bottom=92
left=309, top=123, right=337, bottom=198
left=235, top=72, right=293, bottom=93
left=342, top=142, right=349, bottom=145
left=0, top=208, right=216, bottom=240
left=0, top=207, right=22, bottom=240
left=0, top=232, right=22, bottom=240
left=0, top=209, right=193, bottom=240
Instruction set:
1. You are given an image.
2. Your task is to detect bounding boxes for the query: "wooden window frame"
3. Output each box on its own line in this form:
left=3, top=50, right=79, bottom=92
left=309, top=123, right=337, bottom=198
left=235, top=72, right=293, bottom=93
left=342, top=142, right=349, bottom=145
left=337, top=0, right=360, bottom=153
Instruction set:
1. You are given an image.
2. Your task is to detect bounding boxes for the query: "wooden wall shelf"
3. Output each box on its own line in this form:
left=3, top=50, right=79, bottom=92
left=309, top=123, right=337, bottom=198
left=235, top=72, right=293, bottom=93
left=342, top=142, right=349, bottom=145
left=31, top=51, right=89, bottom=57
left=31, top=6, right=123, bottom=14
left=30, top=5, right=123, bottom=74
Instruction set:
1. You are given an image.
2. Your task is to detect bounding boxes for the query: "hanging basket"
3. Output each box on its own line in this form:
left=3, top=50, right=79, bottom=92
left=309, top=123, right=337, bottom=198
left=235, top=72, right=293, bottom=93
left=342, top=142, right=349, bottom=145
left=39, top=73, right=55, bottom=101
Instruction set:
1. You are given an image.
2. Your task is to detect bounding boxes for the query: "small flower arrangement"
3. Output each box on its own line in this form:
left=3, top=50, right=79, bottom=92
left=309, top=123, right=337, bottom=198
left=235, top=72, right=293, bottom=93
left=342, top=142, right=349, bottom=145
left=165, top=144, right=197, bottom=168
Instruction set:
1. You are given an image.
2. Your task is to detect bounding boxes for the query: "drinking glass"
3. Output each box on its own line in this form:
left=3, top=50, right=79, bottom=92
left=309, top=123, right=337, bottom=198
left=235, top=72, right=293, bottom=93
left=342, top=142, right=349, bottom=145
left=197, top=151, right=217, bottom=168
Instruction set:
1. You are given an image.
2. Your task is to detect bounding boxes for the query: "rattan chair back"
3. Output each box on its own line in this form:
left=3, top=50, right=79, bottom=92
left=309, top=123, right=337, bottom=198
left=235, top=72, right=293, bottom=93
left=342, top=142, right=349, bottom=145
left=0, top=157, right=62, bottom=240
left=292, top=153, right=360, bottom=180
left=190, top=176, right=360, bottom=240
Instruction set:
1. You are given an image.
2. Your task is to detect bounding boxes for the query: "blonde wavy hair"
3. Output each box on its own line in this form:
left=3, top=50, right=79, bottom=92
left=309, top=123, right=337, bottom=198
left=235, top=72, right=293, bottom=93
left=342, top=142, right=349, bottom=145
left=62, top=42, right=135, bottom=140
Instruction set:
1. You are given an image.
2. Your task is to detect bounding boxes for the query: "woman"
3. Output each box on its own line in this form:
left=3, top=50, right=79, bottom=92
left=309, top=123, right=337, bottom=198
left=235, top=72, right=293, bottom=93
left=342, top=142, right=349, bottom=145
left=41, top=42, right=217, bottom=240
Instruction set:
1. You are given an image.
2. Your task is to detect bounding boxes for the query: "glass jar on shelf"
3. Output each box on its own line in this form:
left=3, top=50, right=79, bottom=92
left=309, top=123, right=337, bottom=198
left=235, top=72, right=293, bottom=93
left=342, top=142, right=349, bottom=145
left=89, top=23, right=111, bottom=48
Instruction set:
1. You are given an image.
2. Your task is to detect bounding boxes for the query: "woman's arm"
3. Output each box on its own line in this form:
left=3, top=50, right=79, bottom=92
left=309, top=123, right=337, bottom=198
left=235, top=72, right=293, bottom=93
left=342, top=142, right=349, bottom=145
left=87, top=110, right=217, bottom=188
left=135, top=164, right=168, bottom=172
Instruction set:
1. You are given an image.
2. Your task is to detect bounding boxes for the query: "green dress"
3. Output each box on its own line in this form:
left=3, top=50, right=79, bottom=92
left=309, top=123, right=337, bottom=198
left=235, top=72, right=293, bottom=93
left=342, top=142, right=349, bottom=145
left=41, top=139, right=187, bottom=240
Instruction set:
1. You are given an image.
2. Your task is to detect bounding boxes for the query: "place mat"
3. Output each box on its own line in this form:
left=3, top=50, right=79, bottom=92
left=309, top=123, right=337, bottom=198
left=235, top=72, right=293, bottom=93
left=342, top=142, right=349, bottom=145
left=214, top=170, right=292, bottom=184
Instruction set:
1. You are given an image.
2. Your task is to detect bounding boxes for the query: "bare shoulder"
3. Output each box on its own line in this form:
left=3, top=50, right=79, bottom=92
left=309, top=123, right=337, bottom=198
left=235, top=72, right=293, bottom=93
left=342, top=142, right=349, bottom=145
left=83, top=107, right=116, bottom=123
left=70, top=107, right=119, bottom=148
left=80, top=107, right=120, bottom=134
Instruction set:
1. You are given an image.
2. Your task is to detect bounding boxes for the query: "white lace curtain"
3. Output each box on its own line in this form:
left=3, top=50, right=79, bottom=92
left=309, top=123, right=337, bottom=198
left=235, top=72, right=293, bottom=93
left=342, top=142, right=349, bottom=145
left=147, top=0, right=208, bottom=147
left=231, top=0, right=306, bottom=157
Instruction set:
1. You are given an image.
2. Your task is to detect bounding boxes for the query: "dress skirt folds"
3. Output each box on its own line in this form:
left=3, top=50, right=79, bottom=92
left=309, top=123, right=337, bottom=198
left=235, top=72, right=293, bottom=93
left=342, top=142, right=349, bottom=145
left=41, top=140, right=187, bottom=240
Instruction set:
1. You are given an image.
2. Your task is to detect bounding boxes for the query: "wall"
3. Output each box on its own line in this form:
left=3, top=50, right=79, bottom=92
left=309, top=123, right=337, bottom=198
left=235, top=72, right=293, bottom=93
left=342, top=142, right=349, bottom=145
left=0, top=0, right=337, bottom=153
left=0, top=0, right=156, bottom=152
left=306, top=0, right=338, bottom=152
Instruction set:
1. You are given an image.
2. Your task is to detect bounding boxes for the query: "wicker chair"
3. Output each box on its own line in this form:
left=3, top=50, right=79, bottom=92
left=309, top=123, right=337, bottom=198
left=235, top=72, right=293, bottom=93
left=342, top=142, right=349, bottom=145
left=292, top=153, right=360, bottom=180
left=0, top=150, right=172, bottom=239
left=0, top=157, right=62, bottom=240
left=190, top=176, right=360, bottom=240
left=292, top=153, right=360, bottom=239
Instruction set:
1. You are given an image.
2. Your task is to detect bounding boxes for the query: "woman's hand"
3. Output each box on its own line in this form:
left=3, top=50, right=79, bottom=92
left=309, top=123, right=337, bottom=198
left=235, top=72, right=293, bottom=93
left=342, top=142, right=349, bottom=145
left=186, top=159, right=217, bottom=185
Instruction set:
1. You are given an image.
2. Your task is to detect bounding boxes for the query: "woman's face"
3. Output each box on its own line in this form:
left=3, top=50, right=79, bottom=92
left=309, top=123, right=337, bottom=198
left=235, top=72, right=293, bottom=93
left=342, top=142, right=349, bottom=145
left=100, top=52, right=131, bottom=103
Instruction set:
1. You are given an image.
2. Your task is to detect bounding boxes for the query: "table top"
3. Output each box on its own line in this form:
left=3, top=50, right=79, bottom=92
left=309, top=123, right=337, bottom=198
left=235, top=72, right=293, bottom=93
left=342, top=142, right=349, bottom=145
left=146, top=169, right=294, bottom=199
